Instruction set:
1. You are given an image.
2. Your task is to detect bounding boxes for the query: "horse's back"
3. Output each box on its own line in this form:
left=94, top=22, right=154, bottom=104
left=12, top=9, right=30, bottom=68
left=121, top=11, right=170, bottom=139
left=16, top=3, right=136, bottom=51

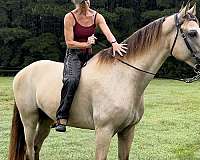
left=13, top=59, right=96, bottom=129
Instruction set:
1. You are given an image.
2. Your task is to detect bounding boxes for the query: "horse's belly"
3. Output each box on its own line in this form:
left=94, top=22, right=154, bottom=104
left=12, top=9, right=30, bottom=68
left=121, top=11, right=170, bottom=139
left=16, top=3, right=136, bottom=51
left=67, top=85, right=95, bottom=130
left=37, top=82, right=95, bottom=129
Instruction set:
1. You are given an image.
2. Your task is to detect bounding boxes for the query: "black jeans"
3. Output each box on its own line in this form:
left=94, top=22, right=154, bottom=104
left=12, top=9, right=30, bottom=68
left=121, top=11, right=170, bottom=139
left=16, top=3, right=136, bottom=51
left=56, top=48, right=93, bottom=120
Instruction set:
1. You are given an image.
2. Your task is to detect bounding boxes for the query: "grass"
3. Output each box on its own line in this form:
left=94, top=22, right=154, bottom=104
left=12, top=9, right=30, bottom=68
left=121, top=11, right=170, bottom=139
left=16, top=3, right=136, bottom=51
left=1, top=77, right=200, bottom=159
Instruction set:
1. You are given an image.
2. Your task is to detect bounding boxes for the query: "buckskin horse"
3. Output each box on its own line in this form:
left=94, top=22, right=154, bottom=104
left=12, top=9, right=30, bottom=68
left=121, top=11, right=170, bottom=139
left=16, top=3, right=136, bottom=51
left=8, top=3, right=200, bottom=160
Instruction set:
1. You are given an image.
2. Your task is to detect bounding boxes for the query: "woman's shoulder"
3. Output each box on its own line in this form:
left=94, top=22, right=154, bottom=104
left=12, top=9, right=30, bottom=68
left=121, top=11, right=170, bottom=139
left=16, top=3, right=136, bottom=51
left=89, top=9, right=104, bottom=22
left=65, top=9, right=78, bottom=18
left=64, top=11, right=76, bottom=25
left=89, top=9, right=98, bottom=15
left=65, top=10, right=76, bottom=18
left=90, top=10, right=103, bottom=18
left=95, top=12, right=104, bottom=21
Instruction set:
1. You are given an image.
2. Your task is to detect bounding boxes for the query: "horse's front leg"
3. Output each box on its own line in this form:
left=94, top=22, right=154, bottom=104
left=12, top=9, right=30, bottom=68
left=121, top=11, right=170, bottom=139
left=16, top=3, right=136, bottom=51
left=95, top=126, right=114, bottom=160
left=117, top=125, right=135, bottom=160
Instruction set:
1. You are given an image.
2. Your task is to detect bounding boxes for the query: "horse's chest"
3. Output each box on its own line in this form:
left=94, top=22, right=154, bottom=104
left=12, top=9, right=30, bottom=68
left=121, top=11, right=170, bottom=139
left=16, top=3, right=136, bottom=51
left=119, top=101, right=144, bottom=130
left=129, top=109, right=143, bottom=124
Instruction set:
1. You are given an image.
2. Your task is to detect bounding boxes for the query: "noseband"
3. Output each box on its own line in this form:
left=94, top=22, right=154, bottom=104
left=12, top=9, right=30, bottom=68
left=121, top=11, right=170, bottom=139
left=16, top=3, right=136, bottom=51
left=170, top=13, right=200, bottom=60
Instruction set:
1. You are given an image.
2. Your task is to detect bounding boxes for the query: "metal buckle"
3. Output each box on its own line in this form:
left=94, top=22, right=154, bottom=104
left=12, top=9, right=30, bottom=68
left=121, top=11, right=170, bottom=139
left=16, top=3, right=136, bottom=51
left=181, top=33, right=187, bottom=39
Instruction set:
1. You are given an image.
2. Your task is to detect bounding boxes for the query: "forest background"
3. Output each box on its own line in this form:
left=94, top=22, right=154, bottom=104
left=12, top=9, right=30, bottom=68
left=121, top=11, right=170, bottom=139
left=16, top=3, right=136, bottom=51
left=0, top=0, right=199, bottom=78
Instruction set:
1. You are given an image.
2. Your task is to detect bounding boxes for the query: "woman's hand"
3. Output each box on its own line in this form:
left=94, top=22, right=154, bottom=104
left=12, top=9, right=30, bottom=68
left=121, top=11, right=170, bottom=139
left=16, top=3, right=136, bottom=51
left=112, top=42, right=128, bottom=57
left=87, top=34, right=97, bottom=47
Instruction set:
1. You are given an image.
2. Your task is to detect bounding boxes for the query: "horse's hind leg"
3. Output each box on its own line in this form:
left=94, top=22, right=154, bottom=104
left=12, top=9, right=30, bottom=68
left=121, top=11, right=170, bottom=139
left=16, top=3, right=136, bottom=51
left=95, top=126, right=114, bottom=160
left=20, top=108, right=39, bottom=160
left=34, top=111, right=53, bottom=160
left=117, top=125, right=135, bottom=160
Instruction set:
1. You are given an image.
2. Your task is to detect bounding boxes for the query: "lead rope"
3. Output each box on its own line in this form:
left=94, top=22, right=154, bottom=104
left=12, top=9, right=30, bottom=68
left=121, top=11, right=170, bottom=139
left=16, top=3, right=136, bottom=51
left=180, top=72, right=200, bottom=83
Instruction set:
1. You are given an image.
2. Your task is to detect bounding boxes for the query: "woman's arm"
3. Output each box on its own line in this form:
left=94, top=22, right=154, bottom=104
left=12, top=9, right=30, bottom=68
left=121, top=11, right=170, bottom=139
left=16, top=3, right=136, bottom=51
left=96, top=13, right=127, bottom=56
left=64, top=13, right=91, bottom=49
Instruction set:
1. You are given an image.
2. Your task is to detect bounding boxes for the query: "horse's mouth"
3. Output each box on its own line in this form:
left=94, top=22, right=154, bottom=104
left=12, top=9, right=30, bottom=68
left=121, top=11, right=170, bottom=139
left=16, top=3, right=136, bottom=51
left=193, top=51, right=200, bottom=60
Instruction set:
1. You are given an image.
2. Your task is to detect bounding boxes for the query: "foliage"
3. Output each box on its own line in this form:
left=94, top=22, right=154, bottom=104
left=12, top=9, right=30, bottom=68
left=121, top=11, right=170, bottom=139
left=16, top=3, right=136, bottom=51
left=0, top=27, right=31, bottom=66
left=24, top=3, right=68, bottom=17
left=0, top=0, right=200, bottom=77
left=22, top=33, right=61, bottom=66
left=0, top=27, right=31, bottom=43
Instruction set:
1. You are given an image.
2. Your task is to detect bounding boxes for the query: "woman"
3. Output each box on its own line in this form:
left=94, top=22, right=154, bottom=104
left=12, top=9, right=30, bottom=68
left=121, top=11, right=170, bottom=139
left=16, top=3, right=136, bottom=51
left=55, top=0, right=127, bottom=132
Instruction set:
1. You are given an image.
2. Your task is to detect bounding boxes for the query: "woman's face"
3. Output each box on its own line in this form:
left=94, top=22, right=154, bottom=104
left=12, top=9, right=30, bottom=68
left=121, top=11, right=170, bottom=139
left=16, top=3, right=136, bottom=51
left=80, top=0, right=90, bottom=8
left=85, top=0, right=90, bottom=7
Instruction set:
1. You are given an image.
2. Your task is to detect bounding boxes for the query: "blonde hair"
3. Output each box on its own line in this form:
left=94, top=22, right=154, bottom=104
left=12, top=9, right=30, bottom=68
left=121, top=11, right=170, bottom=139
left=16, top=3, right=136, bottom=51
left=71, top=0, right=84, bottom=4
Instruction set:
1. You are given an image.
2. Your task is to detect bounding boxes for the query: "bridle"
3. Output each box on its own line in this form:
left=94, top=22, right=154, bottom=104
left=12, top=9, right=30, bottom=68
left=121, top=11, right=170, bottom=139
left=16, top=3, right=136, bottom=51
left=116, top=13, right=200, bottom=76
left=170, top=13, right=200, bottom=59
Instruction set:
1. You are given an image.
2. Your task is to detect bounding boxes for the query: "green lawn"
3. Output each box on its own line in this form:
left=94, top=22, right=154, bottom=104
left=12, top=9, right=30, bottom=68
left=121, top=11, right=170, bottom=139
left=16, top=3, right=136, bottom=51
left=1, top=77, right=200, bottom=160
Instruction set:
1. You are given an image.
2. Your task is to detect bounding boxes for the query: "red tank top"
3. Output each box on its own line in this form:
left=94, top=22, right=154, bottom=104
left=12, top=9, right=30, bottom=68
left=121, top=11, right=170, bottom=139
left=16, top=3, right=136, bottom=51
left=71, top=12, right=97, bottom=43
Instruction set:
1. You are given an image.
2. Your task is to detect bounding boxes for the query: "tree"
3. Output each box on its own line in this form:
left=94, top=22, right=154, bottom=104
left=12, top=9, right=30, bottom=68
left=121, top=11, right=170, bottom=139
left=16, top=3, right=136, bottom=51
left=0, top=27, right=31, bottom=66
left=0, top=0, right=199, bottom=78
left=22, top=33, right=61, bottom=66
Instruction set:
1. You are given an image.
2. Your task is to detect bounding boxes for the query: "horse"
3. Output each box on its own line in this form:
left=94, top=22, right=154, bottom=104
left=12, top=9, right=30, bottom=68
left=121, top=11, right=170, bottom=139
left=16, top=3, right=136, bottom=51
left=8, top=3, right=200, bottom=160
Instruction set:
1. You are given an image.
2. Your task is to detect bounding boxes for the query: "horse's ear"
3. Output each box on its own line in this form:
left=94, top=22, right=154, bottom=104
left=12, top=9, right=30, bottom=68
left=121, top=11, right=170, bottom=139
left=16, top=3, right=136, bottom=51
left=179, top=2, right=185, bottom=12
left=187, top=3, right=197, bottom=15
left=178, top=2, right=190, bottom=22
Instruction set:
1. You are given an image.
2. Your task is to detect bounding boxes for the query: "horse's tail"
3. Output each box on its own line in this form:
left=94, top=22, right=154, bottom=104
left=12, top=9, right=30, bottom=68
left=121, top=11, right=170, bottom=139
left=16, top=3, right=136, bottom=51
left=8, top=101, right=26, bottom=160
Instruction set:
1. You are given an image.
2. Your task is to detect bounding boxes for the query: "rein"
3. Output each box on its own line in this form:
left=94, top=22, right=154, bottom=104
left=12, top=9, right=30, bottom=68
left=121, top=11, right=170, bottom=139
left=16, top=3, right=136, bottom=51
left=116, top=58, right=156, bottom=75
left=116, top=14, right=200, bottom=80
left=97, top=14, right=200, bottom=81
left=113, top=17, right=166, bottom=76
left=114, top=15, right=180, bottom=76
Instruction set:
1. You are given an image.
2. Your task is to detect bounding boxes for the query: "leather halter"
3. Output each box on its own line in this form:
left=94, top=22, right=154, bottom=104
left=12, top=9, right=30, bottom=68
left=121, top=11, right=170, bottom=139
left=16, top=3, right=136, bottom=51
left=170, top=13, right=199, bottom=59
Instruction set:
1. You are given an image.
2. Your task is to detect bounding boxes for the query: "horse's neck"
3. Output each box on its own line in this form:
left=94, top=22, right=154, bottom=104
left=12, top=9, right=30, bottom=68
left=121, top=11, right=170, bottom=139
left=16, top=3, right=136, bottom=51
left=133, top=47, right=168, bottom=74
left=128, top=42, right=169, bottom=94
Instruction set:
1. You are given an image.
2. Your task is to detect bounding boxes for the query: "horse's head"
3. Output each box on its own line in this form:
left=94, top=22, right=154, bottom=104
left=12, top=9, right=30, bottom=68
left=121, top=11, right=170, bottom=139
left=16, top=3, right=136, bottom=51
left=164, top=3, right=200, bottom=72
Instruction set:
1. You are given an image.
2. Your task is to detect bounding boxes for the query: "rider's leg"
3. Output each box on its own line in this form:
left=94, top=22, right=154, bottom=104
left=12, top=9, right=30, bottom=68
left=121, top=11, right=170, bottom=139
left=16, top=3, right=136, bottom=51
left=55, top=49, right=82, bottom=132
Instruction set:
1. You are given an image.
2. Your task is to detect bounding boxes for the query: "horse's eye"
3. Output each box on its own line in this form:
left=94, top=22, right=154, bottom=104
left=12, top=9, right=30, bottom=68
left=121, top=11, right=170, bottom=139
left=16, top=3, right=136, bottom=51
left=188, top=30, right=198, bottom=38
